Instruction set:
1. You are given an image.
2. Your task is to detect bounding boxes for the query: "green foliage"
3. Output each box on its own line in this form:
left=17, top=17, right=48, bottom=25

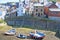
left=0, top=19, right=5, bottom=23
left=48, top=0, right=57, bottom=2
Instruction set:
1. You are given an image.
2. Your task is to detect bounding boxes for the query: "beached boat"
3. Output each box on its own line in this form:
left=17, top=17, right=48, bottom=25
left=17, top=34, right=27, bottom=39
left=4, top=29, right=16, bottom=35
left=29, top=30, right=45, bottom=40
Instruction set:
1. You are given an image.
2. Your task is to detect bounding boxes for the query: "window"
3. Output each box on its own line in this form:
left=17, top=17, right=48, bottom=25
left=21, top=10, right=23, bottom=12
left=36, top=6, right=38, bottom=8
left=36, top=13, right=40, bottom=16
left=36, top=13, right=38, bottom=15
left=41, top=9, right=43, bottom=12
left=51, top=11, right=59, bottom=14
left=16, top=12, right=17, bottom=16
left=38, top=13, right=40, bottom=16
left=36, top=9, right=38, bottom=12
left=41, top=13, right=43, bottom=15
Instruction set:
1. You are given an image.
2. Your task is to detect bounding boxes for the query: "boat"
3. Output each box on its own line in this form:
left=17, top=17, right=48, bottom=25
left=4, top=29, right=16, bottom=35
left=17, top=34, right=27, bottom=39
left=29, top=30, right=45, bottom=40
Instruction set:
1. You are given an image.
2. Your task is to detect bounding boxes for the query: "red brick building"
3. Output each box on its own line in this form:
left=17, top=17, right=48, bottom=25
left=44, top=2, right=60, bottom=20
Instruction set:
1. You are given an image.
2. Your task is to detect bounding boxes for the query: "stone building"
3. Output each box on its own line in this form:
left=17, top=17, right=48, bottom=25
left=33, top=3, right=44, bottom=17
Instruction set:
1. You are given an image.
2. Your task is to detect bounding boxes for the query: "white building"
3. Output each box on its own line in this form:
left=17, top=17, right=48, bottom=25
left=0, top=7, right=7, bottom=19
left=17, top=0, right=25, bottom=16
left=44, top=0, right=49, bottom=5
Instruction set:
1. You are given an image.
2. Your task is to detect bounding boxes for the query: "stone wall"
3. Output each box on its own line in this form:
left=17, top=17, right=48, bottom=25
left=5, top=17, right=60, bottom=32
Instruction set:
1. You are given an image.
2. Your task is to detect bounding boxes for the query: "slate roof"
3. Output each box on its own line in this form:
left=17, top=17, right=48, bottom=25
left=45, top=2, right=60, bottom=8
left=56, top=2, right=60, bottom=8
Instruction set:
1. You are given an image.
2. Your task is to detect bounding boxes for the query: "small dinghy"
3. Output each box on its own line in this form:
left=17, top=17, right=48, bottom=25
left=29, top=30, right=45, bottom=40
left=17, top=34, right=27, bottom=39
left=4, top=29, right=16, bottom=35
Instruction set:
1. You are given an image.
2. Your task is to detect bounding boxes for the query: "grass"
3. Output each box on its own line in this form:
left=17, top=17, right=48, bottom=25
left=0, top=25, right=12, bottom=31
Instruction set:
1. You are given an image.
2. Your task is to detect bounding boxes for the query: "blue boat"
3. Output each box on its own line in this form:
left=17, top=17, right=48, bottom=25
left=17, top=34, right=27, bottom=39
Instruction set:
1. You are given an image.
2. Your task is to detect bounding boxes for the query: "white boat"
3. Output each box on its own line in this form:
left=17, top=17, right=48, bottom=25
left=29, top=30, right=45, bottom=40
left=4, top=29, right=16, bottom=35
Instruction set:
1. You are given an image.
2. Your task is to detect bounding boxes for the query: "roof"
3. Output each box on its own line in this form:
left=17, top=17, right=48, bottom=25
left=49, top=8, right=60, bottom=11
left=56, top=2, right=60, bottom=8
left=45, top=2, right=60, bottom=8
left=33, top=3, right=44, bottom=6
left=44, top=2, right=53, bottom=7
left=44, top=0, right=50, bottom=6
